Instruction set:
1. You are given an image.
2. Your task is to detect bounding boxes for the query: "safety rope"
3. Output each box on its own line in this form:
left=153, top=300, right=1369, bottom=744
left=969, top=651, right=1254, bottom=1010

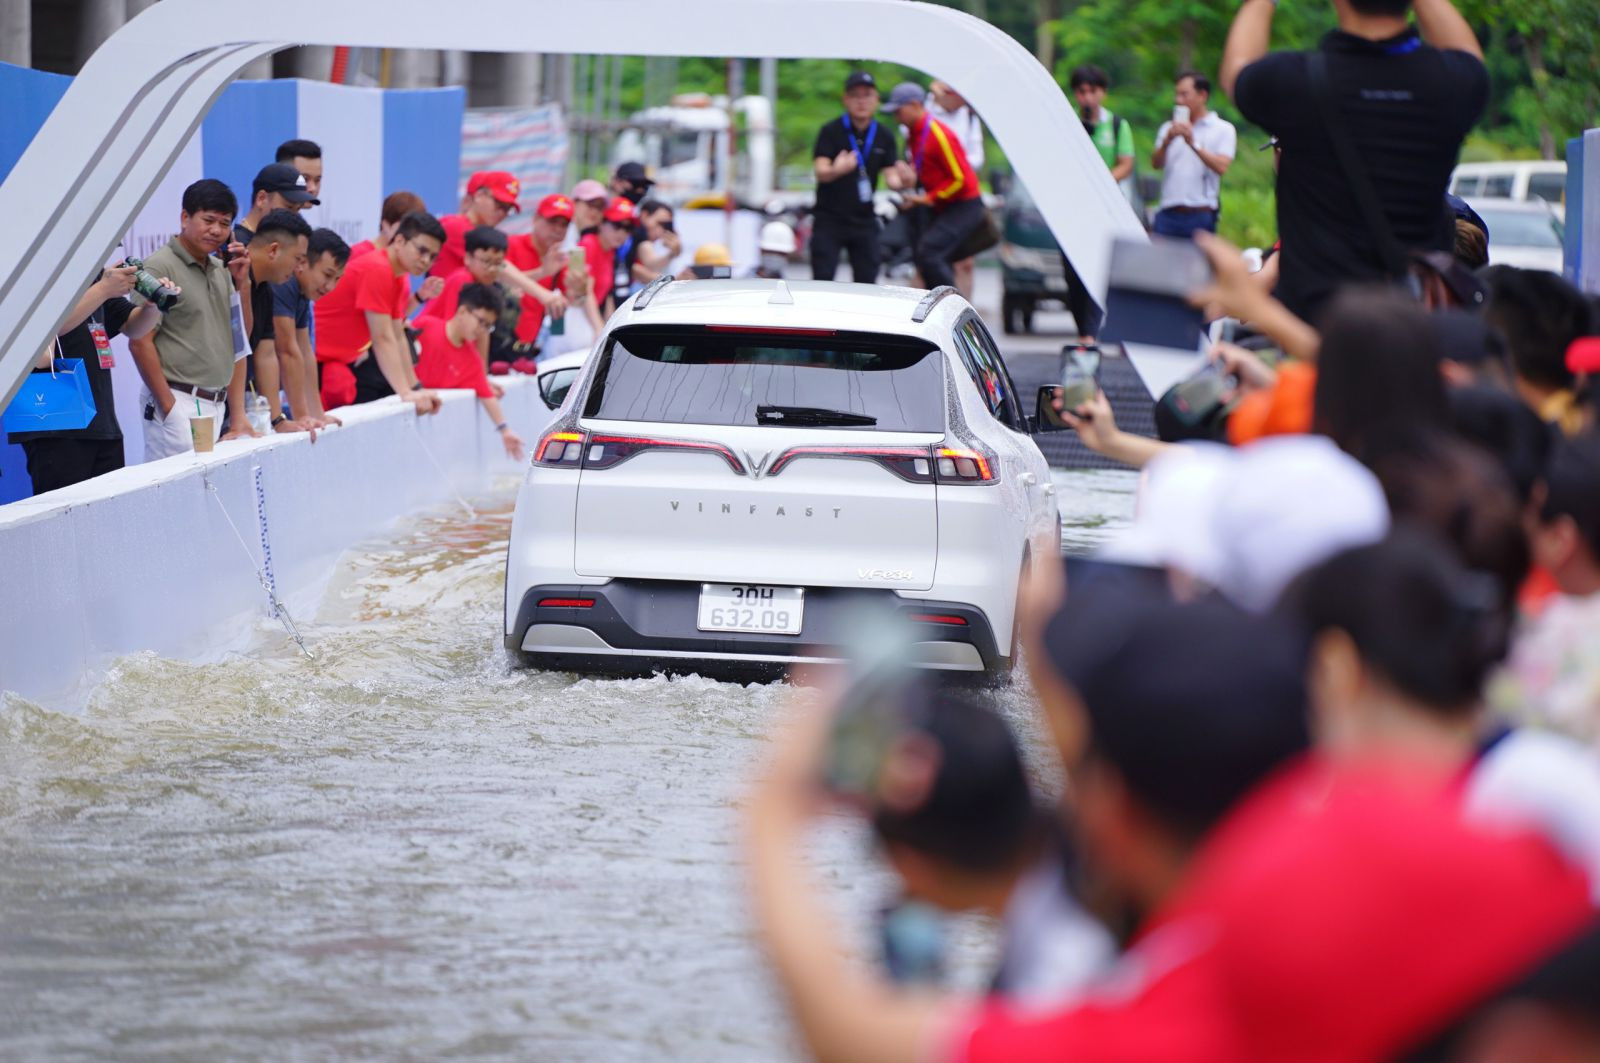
left=202, top=477, right=314, bottom=658
left=408, top=418, right=478, bottom=520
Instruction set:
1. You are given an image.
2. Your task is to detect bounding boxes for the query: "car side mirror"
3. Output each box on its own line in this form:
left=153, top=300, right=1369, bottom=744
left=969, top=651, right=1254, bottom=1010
left=1036, top=385, right=1070, bottom=431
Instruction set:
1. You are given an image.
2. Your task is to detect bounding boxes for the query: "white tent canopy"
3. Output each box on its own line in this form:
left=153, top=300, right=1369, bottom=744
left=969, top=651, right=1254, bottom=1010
left=0, top=0, right=1144, bottom=408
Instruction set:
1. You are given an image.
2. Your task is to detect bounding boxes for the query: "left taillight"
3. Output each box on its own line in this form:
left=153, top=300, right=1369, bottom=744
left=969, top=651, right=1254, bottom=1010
left=533, top=429, right=585, bottom=467
left=583, top=434, right=747, bottom=474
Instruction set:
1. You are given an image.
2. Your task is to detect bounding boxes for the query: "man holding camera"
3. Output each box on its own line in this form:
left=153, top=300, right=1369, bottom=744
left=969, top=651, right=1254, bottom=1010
left=811, top=71, right=898, bottom=283
left=7, top=263, right=172, bottom=493
left=129, top=178, right=257, bottom=460
left=1151, top=72, right=1236, bottom=240
left=1221, top=0, right=1487, bottom=322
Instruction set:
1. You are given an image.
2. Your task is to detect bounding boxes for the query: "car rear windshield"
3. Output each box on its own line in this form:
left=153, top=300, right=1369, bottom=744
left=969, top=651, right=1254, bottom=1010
left=583, top=326, right=946, bottom=432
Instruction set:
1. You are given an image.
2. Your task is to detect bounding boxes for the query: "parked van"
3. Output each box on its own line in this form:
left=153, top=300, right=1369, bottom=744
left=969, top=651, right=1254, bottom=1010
left=1450, top=161, right=1567, bottom=218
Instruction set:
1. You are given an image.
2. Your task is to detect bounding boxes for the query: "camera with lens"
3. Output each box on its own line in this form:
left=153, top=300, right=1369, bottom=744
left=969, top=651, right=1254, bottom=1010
left=122, top=257, right=181, bottom=311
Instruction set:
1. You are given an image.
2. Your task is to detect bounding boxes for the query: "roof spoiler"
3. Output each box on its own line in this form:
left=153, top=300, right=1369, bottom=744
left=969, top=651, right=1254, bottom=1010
left=911, top=286, right=958, bottom=323
left=633, top=274, right=675, bottom=311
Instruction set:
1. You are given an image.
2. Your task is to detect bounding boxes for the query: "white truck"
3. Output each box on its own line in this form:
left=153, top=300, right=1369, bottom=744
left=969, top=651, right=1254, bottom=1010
left=611, top=93, right=775, bottom=206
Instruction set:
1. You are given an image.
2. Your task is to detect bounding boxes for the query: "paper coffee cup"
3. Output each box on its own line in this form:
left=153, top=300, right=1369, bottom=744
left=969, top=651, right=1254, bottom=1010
left=190, top=414, right=215, bottom=453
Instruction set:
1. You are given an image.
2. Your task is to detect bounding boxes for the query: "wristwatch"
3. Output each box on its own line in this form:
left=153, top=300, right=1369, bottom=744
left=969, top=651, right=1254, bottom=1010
left=270, top=414, right=288, bottom=427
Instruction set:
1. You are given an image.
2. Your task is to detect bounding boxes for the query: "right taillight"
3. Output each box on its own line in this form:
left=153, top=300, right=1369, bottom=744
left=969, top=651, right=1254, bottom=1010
left=767, top=446, right=934, bottom=483
left=935, top=445, right=998, bottom=484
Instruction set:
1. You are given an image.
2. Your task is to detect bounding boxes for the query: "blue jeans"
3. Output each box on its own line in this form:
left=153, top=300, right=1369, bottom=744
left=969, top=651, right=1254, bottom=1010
left=1152, top=208, right=1219, bottom=240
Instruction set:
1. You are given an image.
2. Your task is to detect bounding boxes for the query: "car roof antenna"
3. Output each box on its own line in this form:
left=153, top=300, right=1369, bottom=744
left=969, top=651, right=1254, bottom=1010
left=768, top=279, right=794, bottom=306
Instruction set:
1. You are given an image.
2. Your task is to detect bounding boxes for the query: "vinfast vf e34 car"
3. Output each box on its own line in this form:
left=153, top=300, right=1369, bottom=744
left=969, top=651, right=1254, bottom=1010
left=504, top=278, right=1061, bottom=679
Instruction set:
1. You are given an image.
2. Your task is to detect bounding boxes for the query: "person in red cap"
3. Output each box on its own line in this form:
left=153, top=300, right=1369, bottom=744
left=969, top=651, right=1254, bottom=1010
left=579, top=198, right=636, bottom=319
left=505, top=193, right=588, bottom=351
left=431, top=170, right=522, bottom=280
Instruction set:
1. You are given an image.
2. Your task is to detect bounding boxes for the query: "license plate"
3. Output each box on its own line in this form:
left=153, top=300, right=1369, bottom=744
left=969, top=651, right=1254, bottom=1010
left=696, top=584, right=805, bottom=635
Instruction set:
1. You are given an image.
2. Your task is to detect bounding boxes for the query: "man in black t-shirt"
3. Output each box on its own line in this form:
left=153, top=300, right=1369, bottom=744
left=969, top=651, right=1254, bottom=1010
left=6, top=265, right=170, bottom=494
left=811, top=70, right=898, bottom=283
left=1221, top=0, right=1487, bottom=324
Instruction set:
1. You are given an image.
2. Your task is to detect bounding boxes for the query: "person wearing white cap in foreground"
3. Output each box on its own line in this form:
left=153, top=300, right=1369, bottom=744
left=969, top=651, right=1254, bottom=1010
left=1100, top=435, right=1391, bottom=612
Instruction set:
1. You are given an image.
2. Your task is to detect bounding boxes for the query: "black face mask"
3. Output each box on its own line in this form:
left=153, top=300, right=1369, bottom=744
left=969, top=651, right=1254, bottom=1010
left=622, top=184, right=648, bottom=205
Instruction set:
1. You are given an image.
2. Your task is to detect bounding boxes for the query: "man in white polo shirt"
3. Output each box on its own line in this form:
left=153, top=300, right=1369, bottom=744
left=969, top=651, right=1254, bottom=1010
left=1151, top=71, right=1237, bottom=240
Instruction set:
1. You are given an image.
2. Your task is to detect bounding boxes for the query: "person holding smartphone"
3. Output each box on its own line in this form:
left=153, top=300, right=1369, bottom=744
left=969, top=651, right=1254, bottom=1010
left=1151, top=72, right=1236, bottom=240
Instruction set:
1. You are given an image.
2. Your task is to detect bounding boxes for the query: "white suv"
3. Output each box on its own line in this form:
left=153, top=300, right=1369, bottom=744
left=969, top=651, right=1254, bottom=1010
left=503, top=278, right=1059, bottom=680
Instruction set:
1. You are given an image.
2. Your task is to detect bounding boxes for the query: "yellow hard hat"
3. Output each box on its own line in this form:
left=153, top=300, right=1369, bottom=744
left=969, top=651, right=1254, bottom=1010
left=693, top=243, right=734, bottom=267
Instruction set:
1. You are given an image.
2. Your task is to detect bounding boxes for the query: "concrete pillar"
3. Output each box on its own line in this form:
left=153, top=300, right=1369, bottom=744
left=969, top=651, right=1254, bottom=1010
left=77, top=0, right=125, bottom=66
left=0, top=0, right=28, bottom=67
left=278, top=44, right=334, bottom=81
left=467, top=51, right=540, bottom=108
left=389, top=48, right=440, bottom=89
left=237, top=54, right=274, bottom=80
left=441, top=50, right=468, bottom=89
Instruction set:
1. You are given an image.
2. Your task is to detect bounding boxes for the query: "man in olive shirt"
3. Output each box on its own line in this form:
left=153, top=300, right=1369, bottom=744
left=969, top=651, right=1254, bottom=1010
left=129, top=178, right=259, bottom=460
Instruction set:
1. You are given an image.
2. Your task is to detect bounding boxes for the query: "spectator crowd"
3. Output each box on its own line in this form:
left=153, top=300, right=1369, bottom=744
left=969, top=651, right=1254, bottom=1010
left=746, top=0, right=1600, bottom=1060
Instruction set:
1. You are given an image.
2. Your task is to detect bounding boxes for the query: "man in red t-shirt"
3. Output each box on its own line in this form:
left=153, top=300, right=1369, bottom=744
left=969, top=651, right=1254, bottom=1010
left=431, top=170, right=521, bottom=280
left=414, top=282, right=525, bottom=460
left=312, top=210, right=446, bottom=414
left=579, top=197, right=636, bottom=319
left=881, top=81, right=984, bottom=290
left=505, top=194, right=588, bottom=347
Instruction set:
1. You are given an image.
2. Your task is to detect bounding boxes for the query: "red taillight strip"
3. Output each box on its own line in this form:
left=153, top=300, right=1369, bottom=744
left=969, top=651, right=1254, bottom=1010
left=767, top=445, right=932, bottom=479
left=586, top=434, right=747, bottom=474
left=908, top=613, right=969, bottom=626
left=538, top=598, right=596, bottom=608
left=703, top=325, right=838, bottom=336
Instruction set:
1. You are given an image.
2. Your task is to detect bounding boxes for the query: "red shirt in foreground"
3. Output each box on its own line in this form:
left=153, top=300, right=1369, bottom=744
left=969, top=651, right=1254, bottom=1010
left=429, top=213, right=474, bottom=279
left=579, top=233, right=616, bottom=310
left=414, top=317, right=493, bottom=399
left=908, top=114, right=980, bottom=209
left=505, top=235, right=568, bottom=344
left=347, top=239, right=376, bottom=260
left=312, top=248, right=408, bottom=365
left=952, top=756, right=1594, bottom=1063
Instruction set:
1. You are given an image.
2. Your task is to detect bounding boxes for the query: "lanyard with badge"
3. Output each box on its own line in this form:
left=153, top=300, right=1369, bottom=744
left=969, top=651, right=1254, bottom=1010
left=842, top=114, right=878, bottom=203
left=87, top=307, right=113, bottom=369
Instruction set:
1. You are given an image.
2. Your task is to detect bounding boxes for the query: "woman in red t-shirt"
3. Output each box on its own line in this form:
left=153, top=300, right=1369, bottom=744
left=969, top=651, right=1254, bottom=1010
left=579, top=198, right=637, bottom=319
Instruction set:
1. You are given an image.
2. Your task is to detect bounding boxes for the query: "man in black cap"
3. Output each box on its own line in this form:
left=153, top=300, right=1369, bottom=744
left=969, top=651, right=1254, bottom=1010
left=234, top=163, right=318, bottom=248
left=810, top=70, right=897, bottom=283
left=611, top=161, right=655, bottom=205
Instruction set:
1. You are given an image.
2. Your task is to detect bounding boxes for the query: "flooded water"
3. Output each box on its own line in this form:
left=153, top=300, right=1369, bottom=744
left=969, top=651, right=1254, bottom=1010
left=0, top=469, right=1135, bottom=1061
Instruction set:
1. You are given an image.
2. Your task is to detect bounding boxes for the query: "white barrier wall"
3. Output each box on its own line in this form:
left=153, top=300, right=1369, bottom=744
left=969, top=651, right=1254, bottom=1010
left=0, top=377, right=547, bottom=709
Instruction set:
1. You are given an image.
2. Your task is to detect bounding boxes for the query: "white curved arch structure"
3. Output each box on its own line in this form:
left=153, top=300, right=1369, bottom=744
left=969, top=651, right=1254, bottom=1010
left=0, top=0, right=1143, bottom=406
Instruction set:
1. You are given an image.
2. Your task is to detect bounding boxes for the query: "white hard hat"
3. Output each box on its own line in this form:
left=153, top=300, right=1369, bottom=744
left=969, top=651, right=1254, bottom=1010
left=759, top=221, right=797, bottom=255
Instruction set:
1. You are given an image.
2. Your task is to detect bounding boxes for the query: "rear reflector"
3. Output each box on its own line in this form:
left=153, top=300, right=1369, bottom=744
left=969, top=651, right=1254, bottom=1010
left=908, top=613, right=968, bottom=626
left=538, top=598, right=596, bottom=609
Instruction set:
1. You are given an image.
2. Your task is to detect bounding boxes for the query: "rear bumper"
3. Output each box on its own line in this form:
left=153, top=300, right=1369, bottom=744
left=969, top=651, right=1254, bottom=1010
left=506, top=580, right=1003, bottom=678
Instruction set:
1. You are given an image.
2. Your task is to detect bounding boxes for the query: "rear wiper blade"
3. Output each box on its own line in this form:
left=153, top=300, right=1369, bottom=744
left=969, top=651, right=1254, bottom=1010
left=755, top=405, right=877, bottom=427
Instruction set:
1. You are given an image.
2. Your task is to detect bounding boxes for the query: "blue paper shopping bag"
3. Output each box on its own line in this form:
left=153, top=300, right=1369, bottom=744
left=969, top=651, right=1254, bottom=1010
left=1, top=359, right=98, bottom=432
